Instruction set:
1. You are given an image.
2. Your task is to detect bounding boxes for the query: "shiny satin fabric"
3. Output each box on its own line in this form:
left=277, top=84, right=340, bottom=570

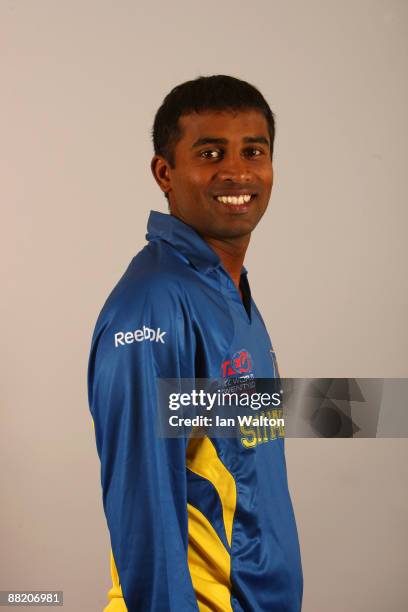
left=88, top=211, right=303, bottom=611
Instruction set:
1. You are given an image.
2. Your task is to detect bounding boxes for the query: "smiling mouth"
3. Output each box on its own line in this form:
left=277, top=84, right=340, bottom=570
left=213, top=193, right=257, bottom=206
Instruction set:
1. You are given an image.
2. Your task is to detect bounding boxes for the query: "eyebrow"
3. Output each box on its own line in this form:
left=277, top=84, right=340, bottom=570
left=192, top=135, right=270, bottom=148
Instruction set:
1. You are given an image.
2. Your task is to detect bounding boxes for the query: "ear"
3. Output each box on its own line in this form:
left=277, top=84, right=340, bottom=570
left=150, top=155, right=172, bottom=197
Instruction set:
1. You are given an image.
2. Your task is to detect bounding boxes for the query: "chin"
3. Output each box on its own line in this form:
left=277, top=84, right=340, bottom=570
left=210, top=221, right=257, bottom=240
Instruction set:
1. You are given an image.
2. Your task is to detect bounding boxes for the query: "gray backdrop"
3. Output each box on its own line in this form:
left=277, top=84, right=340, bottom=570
left=2, top=1, right=408, bottom=610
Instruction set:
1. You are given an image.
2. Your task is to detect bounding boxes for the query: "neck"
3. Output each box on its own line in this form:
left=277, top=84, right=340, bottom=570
left=203, top=234, right=250, bottom=290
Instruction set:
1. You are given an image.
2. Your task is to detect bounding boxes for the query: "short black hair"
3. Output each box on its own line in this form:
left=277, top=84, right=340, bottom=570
left=152, top=75, right=275, bottom=169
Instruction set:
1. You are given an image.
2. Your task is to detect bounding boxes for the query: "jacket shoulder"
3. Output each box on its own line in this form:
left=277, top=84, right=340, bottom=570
left=94, top=243, right=194, bottom=331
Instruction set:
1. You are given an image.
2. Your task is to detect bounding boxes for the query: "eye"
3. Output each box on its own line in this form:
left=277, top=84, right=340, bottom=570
left=200, top=149, right=223, bottom=159
left=244, top=147, right=264, bottom=157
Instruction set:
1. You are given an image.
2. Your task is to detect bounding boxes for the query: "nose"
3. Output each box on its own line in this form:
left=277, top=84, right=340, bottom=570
left=216, top=154, right=254, bottom=183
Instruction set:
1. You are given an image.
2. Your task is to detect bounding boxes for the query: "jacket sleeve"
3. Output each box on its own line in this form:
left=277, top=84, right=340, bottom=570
left=88, top=286, right=199, bottom=612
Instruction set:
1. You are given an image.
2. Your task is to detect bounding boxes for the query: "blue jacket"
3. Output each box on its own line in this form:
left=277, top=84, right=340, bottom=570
left=88, top=211, right=303, bottom=611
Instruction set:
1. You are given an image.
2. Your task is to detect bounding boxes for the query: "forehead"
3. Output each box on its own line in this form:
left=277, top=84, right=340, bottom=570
left=178, top=109, right=269, bottom=144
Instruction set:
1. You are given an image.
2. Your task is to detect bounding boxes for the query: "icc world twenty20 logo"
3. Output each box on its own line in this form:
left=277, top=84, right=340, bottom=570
left=221, top=349, right=253, bottom=378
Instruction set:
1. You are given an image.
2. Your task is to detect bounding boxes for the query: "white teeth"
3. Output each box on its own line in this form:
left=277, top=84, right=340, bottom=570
left=216, top=194, right=253, bottom=205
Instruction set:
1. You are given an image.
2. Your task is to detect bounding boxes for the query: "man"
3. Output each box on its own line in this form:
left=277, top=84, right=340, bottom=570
left=88, top=75, right=303, bottom=611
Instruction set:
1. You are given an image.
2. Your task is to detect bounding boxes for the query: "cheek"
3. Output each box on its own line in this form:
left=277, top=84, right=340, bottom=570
left=261, top=168, right=273, bottom=191
left=174, top=167, right=203, bottom=190
left=188, top=167, right=213, bottom=189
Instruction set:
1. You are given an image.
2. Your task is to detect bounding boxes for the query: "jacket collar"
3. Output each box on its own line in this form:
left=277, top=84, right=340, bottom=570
left=146, top=210, right=248, bottom=277
left=146, top=210, right=221, bottom=274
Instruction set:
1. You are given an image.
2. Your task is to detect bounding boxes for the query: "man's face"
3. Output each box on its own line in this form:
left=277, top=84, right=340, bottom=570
left=152, top=109, right=273, bottom=240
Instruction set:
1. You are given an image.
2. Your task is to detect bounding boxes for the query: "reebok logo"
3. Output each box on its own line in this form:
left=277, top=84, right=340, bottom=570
left=114, top=326, right=167, bottom=347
